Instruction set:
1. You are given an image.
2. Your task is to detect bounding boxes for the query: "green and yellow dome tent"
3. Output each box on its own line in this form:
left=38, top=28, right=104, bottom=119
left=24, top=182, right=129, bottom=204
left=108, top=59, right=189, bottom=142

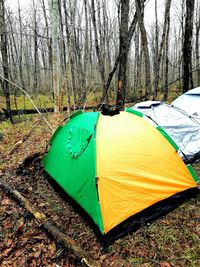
left=43, top=109, right=199, bottom=242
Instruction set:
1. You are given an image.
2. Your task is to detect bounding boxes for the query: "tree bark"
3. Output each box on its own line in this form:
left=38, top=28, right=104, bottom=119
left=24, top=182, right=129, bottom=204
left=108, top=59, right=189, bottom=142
left=153, top=0, right=159, bottom=99
left=182, top=0, right=195, bottom=93
left=135, top=0, right=151, bottom=100
left=63, top=0, right=77, bottom=107
left=41, top=0, right=53, bottom=94
left=0, top=0, right=13, bottom=123
left=195, top=6, right=200, bottom=85
left=163, top=14, right=170, bottom=101
left=48, top=0, right=60, bottom=113
left=91, top=0, right=107, bottom=103
left=116, top=0, right=129, bottom=110
left=153, top=0, right=172, bottom=99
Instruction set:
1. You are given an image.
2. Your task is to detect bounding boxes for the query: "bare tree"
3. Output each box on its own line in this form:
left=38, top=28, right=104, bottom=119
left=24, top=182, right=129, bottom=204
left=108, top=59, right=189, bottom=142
left=163, top=10, right=170, bottom=101
left=153, top=0, right=172, bottom=99
left=195, top=4, right=200, bottom=85
left=182, top=0, right=195, bottom=93
left=153, top=0, right=159, bottom=99
left=41, top=0, right=52, bottom=90
left=91, top=0, right=107, bottom=102
left=0, top=0, right=13, bottom=123
left=135, top=0, right=151, bottom=100
left=48, top=0, right=60, bottom=112
left=116, top=0, right=129, bottom=110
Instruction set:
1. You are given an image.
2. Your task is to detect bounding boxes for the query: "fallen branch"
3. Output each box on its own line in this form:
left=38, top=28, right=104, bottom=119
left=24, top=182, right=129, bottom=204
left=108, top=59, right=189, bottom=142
left=3, top=99, right=137, bottom=118
left=0, top=180, right=100, bottom=267
left=9, top=119, right=42, bottom=155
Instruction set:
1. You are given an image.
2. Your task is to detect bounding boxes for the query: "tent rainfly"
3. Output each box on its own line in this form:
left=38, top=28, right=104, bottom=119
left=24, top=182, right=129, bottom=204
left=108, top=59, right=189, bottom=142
left=43, top=109, right=199, bottom=242
left=172, top=86, right=200, bottom=117
left=132, top=101, right=200, bottom=163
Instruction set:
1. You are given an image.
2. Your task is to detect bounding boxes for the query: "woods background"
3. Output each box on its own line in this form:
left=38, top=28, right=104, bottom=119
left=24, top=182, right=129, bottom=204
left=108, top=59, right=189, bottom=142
left=0, top=0, right=200, bottom=117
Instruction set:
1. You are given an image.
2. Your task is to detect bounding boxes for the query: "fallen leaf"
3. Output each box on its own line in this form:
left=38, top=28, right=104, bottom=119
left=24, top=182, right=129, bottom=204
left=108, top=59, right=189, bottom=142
left=1, top=198, right=11, bottom=205
left=16, top=217, right=25, bottom=233
left=3, top=221, right=13, bottom=229
left=5, top=239, right=13, bottom=247
left=160, top=262, right=172, bottom=267
left=48, top=243, right=56, bottom=255
left=2, top=247, right=13, bottom=257
left=15, top=249, right=23, bottom=257
left=30, top=259, right=37, bottom=267
left=33, top=250, right=41, bottom=258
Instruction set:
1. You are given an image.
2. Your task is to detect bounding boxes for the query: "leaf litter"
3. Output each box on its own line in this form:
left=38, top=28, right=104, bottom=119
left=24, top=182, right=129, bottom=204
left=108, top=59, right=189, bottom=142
left=0, top=115, right=200, bottom=266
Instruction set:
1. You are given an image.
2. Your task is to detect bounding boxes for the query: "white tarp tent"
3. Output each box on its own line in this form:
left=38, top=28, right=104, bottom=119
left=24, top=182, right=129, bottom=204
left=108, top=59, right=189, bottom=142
left=171, top=87, right=200, bottom=117
left=132, top=101, right=200, bottom=163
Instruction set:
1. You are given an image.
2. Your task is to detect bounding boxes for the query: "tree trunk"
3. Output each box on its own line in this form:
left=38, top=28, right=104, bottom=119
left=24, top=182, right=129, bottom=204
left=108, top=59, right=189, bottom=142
left=182, top=0, right=195, bottom=93
left=116, top=0, right=129, bottom=110
left=153, top=0, right=159, bottom=99
left=41, top=0, right=53, bottom=94
left=58, top=0, right=67, bottom=74
left=154, top=0, right=172, bottom=99
left=163, top=15, right=170, bottom=101
left=48, top=0, right=60, bottom=113
left=0, top=0, right=13, bottom=123
left=91, top=0, right=107, bottom=103
left=33, top=2, right=39, bottom=95
left=63, top=0, right=77, bottom=107
left=135, top=0, right=151, bottom=100
left=195, top=6, right=200, bottom=85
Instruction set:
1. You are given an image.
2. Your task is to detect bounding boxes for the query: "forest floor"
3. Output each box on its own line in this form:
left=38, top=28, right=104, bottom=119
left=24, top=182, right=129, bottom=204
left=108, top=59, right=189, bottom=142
left=0, top=114, right=200, bottom=267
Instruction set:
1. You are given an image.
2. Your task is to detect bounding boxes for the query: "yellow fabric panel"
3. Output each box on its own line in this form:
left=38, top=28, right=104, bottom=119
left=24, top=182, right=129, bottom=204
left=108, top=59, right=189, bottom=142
left=96, top=112, right=196, bottom=233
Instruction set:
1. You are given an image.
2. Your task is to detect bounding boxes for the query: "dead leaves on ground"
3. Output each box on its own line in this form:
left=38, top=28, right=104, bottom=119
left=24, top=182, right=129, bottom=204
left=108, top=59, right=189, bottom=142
left=0, top=116, right=200, bottom=266
left=0, top=190, right=75, bottom=267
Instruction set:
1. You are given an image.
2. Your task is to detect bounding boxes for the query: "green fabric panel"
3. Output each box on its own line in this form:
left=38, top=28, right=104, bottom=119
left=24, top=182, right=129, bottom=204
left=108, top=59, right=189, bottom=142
left=187, top=164, right=199, bottom=183
left=125, top=107, right=144, bottom=117
left=43, top=112, right=104, bottom=233
left=70, top=110, right=83, bottom=120
left=156, top=126, right=179, bottom=151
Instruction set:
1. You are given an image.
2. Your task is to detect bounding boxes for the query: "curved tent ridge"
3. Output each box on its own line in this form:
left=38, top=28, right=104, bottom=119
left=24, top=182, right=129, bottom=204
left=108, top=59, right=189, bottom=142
left=171, top=87, right=200, bottom=116
left=184, top=86, right=200, bottom=95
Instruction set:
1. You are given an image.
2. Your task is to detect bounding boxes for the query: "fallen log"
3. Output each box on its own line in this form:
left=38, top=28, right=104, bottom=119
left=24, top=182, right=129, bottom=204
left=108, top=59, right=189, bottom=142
left=2, top=107, right=54, bottom=117
left=0, top=180, right=100, bottom=267
left=2, top=100, right=136, bottom=118
left=2, top=105, right=100, bottom=117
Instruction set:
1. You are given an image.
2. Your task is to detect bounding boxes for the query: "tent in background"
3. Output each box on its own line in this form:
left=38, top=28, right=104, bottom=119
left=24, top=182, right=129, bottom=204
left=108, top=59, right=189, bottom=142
left=133, top=101, right=200, bottom=163
left=172, top=87, right=200, bottom=117
left=43, top=109, right=199, bottom=242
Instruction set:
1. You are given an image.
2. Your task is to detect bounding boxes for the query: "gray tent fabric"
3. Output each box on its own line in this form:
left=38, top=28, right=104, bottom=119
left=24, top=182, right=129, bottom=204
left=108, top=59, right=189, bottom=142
left=132, top=101, right=200, bottom=163
left=171, top=87, right=200, bottom=117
